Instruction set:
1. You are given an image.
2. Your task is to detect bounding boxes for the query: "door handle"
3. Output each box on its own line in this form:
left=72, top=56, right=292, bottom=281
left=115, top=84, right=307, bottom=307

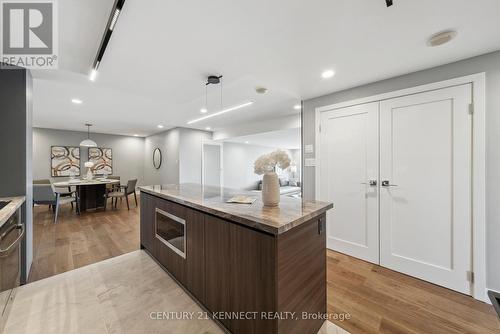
left=0, top=224, right=25, bottom=257
left=361, top=180, right=377, bottom=186
left=381, top=180, right=398, bottom=187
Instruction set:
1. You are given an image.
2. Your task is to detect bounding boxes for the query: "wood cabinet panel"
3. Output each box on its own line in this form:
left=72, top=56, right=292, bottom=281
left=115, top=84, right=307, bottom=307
left=185, top=208, right=205, bottom=303
left=229, top=223, right=276, bottom=334
left=276, top=214, right=326, bottom=334
left=204, top=216, right=231, bottom=329
left=139, top=193, right=155, bottom=252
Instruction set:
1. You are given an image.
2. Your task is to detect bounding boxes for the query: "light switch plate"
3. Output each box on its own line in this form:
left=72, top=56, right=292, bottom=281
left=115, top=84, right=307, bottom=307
left=305, top=144, right=314, bottom=154
left=305, top=158, right=316, bottom=167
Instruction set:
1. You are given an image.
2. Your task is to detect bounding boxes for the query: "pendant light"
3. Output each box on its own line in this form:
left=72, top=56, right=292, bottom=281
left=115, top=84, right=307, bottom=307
left=80, top=123, right=97, bottom=147
left=202, top=75, right=223, bottom=113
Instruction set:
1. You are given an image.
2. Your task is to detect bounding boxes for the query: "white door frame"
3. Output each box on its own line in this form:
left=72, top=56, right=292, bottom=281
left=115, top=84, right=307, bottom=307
left=314, top=73, right=487, bottom=302
left=201, top=140, right=224, bottom=188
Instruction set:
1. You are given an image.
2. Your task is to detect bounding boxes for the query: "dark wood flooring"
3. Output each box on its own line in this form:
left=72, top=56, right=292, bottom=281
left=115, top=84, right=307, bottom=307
left=29, top=201, right=500, bottom=333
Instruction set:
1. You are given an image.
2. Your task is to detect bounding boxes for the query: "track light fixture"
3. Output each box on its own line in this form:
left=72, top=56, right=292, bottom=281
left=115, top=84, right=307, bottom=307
left=89, top=0, right=126, bottom=81
left=386, top=0, right=393, bottom=7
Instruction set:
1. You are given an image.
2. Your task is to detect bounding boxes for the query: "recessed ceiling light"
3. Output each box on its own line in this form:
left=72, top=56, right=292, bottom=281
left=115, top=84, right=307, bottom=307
left=187, top=101, right=254, bottom=125
left=205, top=126, right=211, bottom=131
left=133, top=134, right=139, bottom=137
left=321, top=70, right=335, bottom=79
left=72, top=99, right=83, bottom=104
left=157, top=124, right=164, bottom=129
left=427, top=30, right=457, bottom=47
left=200, top=108, right=208, bottom=114
left=294, top=104, right=301, bottom=110
left=245, top=141, right=250, bottom=144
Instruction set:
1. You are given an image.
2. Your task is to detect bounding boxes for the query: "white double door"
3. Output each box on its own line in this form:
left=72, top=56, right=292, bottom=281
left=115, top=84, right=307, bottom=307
left=319, top=84, right=472, bottom=294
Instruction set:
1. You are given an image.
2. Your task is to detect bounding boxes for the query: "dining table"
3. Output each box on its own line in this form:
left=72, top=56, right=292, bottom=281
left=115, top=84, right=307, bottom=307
left=52, top=178, right=120, bottom=212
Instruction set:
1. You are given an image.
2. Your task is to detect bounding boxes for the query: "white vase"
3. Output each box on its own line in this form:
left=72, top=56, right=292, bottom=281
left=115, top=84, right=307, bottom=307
left=262, top=172, right=280, bottom=207
left=86, top=168, right=93, bottom=180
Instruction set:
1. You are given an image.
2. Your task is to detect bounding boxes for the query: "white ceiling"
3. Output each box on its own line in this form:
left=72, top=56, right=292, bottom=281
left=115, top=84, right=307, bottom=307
left=33, top=0, right=500, bottom=136
left=224, top=128, right=301, bottom=150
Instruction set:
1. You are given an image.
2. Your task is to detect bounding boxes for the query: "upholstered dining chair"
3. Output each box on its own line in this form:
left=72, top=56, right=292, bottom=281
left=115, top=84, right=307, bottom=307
left=105, top=176, right=121, bottom=203
left=104, top=179, right=138, bottom=210
left=33, top=183, right=56, bottom=209
left=50, top=183, right=80, bottom=223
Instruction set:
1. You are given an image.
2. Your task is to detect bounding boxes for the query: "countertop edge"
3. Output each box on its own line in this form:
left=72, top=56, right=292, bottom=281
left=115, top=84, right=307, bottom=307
left=0, top=196, right=26, bottom=228
left=139, top=187, right=332, bottom=235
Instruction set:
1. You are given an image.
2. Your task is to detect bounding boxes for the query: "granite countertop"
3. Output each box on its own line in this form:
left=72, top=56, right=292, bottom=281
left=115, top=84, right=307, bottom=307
left=0, top=196, right=25, bottom=228
left=139, top=184, right=333, bottom=235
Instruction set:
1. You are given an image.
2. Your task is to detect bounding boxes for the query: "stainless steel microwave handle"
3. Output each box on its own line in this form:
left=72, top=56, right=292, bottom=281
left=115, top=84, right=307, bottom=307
left=0, top=224, right=25, bottom=256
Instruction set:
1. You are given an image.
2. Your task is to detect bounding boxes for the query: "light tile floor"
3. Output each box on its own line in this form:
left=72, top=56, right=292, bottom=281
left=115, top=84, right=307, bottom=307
left=5, top=251, right=349, bottom=334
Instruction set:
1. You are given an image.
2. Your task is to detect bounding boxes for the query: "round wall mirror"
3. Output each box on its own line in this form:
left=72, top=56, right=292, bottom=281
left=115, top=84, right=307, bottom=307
left=153, top=148, right=162, bottom=169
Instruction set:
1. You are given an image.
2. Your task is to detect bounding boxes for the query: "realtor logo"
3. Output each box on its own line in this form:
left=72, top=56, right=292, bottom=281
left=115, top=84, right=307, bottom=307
left=1, top=0, right=58, bottom=69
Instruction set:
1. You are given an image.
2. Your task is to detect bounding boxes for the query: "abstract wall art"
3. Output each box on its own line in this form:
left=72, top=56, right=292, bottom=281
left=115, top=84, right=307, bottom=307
left=88, top=147, right=113, bottom=175
left=51, top=146, right=81, bottom=177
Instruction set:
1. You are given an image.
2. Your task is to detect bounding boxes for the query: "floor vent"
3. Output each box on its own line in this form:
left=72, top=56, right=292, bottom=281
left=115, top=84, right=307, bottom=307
left=488, top=290, right=500, bottom=319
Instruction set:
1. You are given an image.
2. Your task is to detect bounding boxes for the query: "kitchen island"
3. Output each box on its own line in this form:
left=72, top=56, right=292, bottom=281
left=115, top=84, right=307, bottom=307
left=139, top=184, right=333, bottom=334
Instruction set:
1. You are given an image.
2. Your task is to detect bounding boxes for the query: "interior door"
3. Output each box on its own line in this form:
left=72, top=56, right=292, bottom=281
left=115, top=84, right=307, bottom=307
left=379, top=84, right=472, bottom=294
left=320, top=102, right=379, bottom=264
left=203, top=143, right=222, bottom=187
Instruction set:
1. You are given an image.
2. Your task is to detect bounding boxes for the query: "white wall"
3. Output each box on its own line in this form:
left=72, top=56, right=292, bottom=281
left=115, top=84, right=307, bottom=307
left=33, top=128, right=145, bottom=185
left=213, top=114, right=301, bottom=141
left=203, top=144, right=221, bottom=186
left=179, top=128, right=212, bottom=184
left=302, top=50, right=500, bottom=292
left=144, top=128, right=180, bottom=185
left=143, top=127, right=211, bottom=185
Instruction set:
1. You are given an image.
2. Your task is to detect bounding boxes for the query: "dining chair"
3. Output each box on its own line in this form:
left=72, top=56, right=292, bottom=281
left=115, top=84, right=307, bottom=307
left=53, top=184, right=78, bottom=210
left=105, top=175, right=121, bottom=196
left=51, top=184, right=80, bottom=223
left=33, top=184, right=56, bottom=210
left=104, top=179, right=138, bottom=210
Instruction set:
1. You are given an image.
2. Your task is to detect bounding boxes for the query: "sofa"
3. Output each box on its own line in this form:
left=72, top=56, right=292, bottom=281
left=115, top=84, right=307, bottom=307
left=254, top=179, right=301, bottom=197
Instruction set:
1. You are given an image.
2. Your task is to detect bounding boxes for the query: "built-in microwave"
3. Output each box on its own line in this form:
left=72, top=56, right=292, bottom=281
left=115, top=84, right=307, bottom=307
left=155, top=208, right=186, bottom=258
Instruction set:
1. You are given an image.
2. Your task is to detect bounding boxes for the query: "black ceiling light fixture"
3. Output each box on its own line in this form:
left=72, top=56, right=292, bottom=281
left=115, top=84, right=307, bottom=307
left=386, top=0, right=393, bottom=7
left=89, top=0, right=126, bottom=81
left=188, top=74, right=254, bottom=125
left=206, top=75, right=223, bottom=85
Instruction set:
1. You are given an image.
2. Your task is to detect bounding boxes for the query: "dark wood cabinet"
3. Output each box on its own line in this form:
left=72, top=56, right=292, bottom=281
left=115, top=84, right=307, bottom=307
left=204, top=216, right=231, bottom=328
left=139, top=193, right=155, bottom=251
left=228, top=222, right=275, bottom=333
left=276, top=213, right=326, bottom=334
left=184, top=208, right=205, bottom=302
left=140, top=191, right=327, bottom=334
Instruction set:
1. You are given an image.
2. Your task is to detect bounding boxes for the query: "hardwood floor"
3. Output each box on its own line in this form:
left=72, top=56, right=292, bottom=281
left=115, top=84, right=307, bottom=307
left=29, top=203, right=499, bottom=334
left=29, top=198, right=140, bottom=282
left=327, top=250, right=500, bottom=334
